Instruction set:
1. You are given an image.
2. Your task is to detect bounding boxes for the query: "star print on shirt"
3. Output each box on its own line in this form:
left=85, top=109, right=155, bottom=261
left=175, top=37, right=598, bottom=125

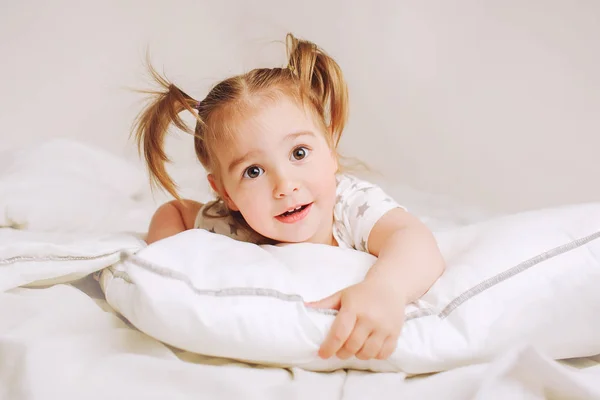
left=358, top=187, right=373, bottom=193
left=228, top=222, right=239, bottom=236
left=357, top=201, right=369, bottom=218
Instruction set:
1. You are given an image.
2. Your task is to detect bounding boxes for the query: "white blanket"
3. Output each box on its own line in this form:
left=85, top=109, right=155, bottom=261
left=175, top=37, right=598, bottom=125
left=2, top=264, right=599, bottom=399
left=2, top=140, right=600, bottom=399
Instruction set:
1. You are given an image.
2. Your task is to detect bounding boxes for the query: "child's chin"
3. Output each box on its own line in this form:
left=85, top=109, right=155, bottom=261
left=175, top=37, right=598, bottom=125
left=272, top=231, right=315, bottom=245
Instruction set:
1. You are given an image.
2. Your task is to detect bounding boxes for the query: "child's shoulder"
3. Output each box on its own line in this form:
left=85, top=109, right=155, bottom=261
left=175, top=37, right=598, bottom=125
left=335, top=172, right=364, bottom=186
left=332, top=173, right=404, bottom=252
left=334, top=172, right=402, bottom=209
left=335, top=173, right=380, bottom=193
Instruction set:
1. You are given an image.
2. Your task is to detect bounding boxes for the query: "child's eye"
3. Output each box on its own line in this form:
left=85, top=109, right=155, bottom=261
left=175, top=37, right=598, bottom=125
left=291, top=146, right=310, bottom=161
left=243, top=165, right=264, bottom=179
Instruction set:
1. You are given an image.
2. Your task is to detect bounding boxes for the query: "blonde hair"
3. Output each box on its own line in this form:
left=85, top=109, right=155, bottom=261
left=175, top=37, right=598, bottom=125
left=132, top=33, right=350, bottom=241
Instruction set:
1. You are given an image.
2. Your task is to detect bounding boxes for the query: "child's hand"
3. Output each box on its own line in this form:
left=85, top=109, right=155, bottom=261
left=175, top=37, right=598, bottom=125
left=306, top=277, right=406, bottom=360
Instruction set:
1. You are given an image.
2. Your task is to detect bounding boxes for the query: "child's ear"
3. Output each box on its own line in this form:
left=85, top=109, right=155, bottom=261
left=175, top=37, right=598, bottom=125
left=207, top=174, right=239, bottom=211
left=207, top=174, right=219, bottom=193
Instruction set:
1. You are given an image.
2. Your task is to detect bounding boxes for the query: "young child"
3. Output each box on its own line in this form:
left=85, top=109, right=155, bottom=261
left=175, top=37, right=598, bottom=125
left=134, top=34, right=445, bottom=362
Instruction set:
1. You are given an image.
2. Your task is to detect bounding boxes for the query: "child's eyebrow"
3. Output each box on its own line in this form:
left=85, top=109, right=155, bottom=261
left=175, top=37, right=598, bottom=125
left=283, top=131, right=315, bottom=141
left=228, top=150, right=260, bottom=174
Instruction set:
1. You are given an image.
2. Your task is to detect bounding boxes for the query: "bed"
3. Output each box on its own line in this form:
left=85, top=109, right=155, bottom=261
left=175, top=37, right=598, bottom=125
left=1, top=139, right=599, bottom=399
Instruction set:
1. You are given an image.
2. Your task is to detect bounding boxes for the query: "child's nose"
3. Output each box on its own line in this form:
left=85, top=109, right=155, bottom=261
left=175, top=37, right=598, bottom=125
left=273, top=174, right=299, bottom=198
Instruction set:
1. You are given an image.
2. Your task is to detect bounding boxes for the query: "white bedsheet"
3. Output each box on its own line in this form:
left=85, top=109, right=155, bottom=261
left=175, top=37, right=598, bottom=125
left=2, top=140, right=600, bottom=399
left=2, top=272, right=599, bottom=400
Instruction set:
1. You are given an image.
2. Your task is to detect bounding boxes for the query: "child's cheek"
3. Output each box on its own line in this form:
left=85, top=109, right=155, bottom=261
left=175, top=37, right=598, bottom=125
left=239, top=193, right=266, bottom=215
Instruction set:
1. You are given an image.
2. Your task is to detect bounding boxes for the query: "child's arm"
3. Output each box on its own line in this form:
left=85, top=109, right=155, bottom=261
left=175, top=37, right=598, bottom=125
left=308, top=208, right=445, bottom=361
left=365, top=208, right=445, bottom=302
left=145, top=200, right=203, bottom=244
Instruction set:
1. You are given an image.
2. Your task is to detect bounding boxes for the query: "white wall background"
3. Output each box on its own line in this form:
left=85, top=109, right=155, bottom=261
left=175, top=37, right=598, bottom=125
left=1, top=0, right=598, bottom=213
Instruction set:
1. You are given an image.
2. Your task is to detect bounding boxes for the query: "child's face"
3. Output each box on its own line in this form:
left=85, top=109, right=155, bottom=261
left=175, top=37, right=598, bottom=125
left=210, top=96, right=339, bottom=245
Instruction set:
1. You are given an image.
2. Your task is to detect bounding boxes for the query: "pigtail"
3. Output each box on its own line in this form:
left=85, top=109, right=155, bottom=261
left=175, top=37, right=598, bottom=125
left=132, top=63, right=202, bottom=200
left=286, top=34, right=349, bottom=147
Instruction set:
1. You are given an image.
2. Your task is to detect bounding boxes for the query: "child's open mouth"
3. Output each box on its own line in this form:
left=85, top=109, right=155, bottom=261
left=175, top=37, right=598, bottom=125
left=275, top=203, right=313, bottom=223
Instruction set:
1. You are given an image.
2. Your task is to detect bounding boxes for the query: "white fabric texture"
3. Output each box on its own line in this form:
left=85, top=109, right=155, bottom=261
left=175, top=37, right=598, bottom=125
left=0, top=229, right=145, bottom=292
left=2, top=282, right=599, bottom=399
left=2, top=227, right=600, bottom=399
left=0, top=139, right=151, bottom=234
left=101, top=202, right=600, bottom=374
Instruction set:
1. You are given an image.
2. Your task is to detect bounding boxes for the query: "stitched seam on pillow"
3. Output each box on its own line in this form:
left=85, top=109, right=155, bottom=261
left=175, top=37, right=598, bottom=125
left=405, top=309, right=435, bottom=320
left=0, top=250, right=124, bottom=266
left=438, top=229, right=600, bottom=319
left=123, top=253, right=338, bottom=316
left=114, top=229, right=599, bottom=322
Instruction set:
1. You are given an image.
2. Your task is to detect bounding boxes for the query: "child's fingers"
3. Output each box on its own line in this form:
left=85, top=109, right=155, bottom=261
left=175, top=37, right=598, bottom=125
left=356, top=332, right=387, bottom=360
left=318, top=309, right=356, bottom=359
left=305, top=291, right=342, bottom=310
left=375, top=336, right=398, bottom=360
left=335, top=321, right=371, bottom=360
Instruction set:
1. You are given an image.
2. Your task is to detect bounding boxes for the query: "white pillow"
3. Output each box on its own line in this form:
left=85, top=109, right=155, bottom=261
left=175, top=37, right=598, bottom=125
left=100, top=203, right=600, bottom=374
